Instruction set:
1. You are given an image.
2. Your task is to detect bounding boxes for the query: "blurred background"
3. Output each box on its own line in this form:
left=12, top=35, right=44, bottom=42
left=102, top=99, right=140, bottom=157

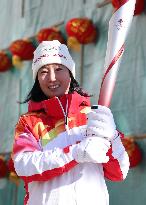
left=0, top=0, right=146, bottom=204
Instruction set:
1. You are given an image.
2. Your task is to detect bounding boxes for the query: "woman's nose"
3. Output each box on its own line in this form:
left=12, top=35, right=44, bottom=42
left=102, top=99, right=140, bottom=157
left=48, top=70, right=56, bottom=81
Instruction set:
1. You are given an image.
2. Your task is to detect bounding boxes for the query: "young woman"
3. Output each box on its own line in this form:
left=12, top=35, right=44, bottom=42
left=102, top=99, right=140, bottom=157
left=12, top=40, right=129, bottom=205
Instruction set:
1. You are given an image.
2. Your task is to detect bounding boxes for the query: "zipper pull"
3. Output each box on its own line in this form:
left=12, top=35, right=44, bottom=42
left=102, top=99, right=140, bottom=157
left=65, top=116, right=68, bottom=125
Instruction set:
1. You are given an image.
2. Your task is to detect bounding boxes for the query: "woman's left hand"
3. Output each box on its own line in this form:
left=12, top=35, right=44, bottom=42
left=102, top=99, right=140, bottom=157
left=86, top=105, right=116, bottom=141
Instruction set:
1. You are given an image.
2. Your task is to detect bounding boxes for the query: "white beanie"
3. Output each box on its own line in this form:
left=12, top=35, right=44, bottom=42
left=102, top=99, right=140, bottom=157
left=32, top=40, right=75, bottom=80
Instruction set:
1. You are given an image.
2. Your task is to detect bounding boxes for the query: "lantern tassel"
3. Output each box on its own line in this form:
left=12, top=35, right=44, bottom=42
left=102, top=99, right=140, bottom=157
left=12, top=55, right=23, bottom=69
left=67, top=36, right=81, bottom=51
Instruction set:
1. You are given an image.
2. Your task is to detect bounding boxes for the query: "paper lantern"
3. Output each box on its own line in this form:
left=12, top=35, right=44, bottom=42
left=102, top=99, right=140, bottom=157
left=9, top=39, right=35, bottom=60
left=8, top=158, right=20, bottom=186
left=122, top=138, right=142, bottom=168
left=66, top=18, right=97, bottom=49
left=37, top=27, right=65, bottom=44
left=111, top=0, right=127, bottom=10
left=112, top=0, right=145, bottom=15
left=0, top=51, right=12, bottom=72
left=0, top=157, right=8, bottom=178
left=134, top=0, right=145, bottom=15
left=8, top=158, right=16, bottom=173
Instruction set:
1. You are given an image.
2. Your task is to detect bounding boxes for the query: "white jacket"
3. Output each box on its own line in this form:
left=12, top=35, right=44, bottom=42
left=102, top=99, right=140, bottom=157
left=12, top=92, right=129, bottom=205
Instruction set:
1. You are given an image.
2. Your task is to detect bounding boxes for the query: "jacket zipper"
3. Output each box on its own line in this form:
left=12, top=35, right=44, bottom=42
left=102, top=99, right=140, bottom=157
left=56, top=97, right=77, bottom=204
left=56, top=97, right=69, bottom=132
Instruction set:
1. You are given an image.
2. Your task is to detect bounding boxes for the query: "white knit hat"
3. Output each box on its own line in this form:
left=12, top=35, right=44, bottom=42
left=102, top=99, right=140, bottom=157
left=32, top=40, right=75, bottom=80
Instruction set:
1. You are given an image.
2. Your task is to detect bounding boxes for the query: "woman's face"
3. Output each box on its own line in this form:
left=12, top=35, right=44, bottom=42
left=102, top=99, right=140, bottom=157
left=38, top=64, right=71, bottom=98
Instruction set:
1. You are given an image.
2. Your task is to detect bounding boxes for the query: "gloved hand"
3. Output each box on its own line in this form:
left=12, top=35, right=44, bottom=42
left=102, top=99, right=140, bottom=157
left=71, top=137, right=110, bottom=163
left=86, top=105, right=116, bottom=141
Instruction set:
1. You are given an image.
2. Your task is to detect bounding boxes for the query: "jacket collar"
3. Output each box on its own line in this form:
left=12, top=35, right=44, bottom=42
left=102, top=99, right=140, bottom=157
left=28, top=92, right=90, bottom=118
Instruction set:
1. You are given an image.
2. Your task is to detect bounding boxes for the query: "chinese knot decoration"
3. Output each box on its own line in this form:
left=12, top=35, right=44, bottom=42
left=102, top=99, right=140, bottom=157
left=112, top=0, right=145, bottom=16
left=66, top=18, right=97, bottom=50
left=122, top=138, right=142, bottom=168
left=0, top=51, right=12, bottom=72
left=37, top=27, right=65, bottom=44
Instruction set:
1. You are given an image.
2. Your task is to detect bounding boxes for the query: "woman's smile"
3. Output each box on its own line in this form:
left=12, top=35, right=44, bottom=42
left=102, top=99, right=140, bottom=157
left=48, top=84, right=60, bottom=90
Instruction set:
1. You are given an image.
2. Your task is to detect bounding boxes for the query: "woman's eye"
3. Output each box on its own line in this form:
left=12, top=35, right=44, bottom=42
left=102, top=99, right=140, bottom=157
left=56, top=67, right=62, bottom=71
left=41, top=70, right=48, bottom=74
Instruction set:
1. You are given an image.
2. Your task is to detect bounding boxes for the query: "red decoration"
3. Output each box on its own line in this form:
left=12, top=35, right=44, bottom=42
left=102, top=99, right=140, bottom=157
left=66, top=18, right=97, bottom=44
left=7, top=158, right=16, bottom=174
left=122, top=138, right=142, bottom=168
left=0, top=157, right=8, bottom=178
left=112, top=0, right=145, bottom=15
left=37, top=27, right=65, bottom=44
left=0, top=51, right=12, bottom=72
left=9, top=39, right=35, bottom=60
left=7, top=158, right=20, bottom=186
left=111, top=0, right=128, bottom=10
left=134, top=0, right=145, bottom=15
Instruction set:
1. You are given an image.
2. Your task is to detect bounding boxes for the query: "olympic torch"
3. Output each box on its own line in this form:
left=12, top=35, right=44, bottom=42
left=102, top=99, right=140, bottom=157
left=98, top=0, right=136, bottom=107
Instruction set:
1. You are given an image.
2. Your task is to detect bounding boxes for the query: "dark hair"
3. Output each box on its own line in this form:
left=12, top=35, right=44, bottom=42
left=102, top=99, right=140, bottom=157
left=21, top=71, right=92, bottom=103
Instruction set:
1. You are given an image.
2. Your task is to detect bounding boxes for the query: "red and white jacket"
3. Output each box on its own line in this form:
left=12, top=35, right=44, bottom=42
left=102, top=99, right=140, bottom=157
left=12, top=92, right=129, bottom=205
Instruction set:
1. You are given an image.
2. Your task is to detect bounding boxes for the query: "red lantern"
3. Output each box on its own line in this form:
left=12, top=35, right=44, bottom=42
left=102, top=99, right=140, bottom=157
left=7, top=158, right=16, bottom=174
left=122, top=138, right=142, bottom=168
left=7, top=158, right=20, bottom=186
left=9, top=39, right=35, bottom=60
left=0, top=51, right=12, bottom=72
left=111, top=0, right=127, bottom=10
left=0, top=157, right=8, bottom=178
left=134, top=0, right=145, bottom=16
left=66, top=18, right=97, bottom=45
left=112, top=0, right=145, bottom=15
left=37, top=27, right=65, bottom=44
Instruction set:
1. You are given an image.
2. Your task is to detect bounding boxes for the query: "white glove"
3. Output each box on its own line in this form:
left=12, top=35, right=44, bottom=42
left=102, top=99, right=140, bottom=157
left=72, top=137, right=110, bottom=163
left=86, top=105, right=116, bottom=141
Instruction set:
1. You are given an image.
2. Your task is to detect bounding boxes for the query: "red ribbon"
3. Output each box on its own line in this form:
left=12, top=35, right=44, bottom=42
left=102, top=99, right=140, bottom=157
left=100, top=44, right=124, bottom=87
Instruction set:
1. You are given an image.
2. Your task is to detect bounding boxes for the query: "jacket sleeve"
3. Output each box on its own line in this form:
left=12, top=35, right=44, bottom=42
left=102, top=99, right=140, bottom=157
left=12, top=117, right=78, bottom=183
left=102, top=132, right=130, bottom=181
